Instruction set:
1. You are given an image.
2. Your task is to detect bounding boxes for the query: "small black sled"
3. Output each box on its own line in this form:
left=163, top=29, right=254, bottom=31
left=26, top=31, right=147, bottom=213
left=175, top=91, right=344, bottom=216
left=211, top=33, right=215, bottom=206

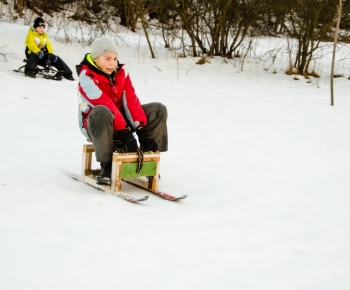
left=13, top=54, right=64, bottom=80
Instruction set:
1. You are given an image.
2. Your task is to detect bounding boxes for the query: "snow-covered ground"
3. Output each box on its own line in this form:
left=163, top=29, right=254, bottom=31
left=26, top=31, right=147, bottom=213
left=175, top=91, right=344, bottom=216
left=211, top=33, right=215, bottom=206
left=1, top=20, right=350, bottom=290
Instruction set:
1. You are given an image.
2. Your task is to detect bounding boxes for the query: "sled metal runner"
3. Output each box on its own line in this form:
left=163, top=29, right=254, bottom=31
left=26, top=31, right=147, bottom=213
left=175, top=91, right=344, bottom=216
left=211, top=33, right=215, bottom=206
left=123, top=177, right=187, bottom=201
left=13, top=56, right=64, bottom=80
left=66, top=171, right=148, bottom=203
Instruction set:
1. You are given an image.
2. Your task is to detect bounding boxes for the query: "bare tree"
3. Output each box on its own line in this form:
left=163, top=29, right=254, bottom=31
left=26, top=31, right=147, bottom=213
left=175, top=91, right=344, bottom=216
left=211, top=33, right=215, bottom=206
left=283, top=0, right=338, bottom=75
left=112, top=0, right=138, bottom=32
left=331, top=0, right=343, bottom=106
left=168, top=0, right=266, bottom=58
left=135, top=0, right=156, bottom=58
left=13, top=0, right=24, bottom=17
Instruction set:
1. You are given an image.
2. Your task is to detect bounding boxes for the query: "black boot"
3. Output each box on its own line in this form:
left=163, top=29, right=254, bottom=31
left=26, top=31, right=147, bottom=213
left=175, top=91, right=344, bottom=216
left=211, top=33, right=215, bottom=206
left=96, top=161, right=112, bottom=185
left=25, top=70, right=36, bottom=78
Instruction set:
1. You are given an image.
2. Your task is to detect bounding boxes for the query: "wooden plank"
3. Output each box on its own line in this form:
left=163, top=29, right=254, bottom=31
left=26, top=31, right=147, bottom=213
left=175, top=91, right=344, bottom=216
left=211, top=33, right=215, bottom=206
left=120, top=161, right=157, bottom=178
left=116, top=161, right=123, bottom=192
left=113, top=152, right=160, bottom=163
left=83, top=144, right=95, bottom=153
left=151, top=160, right=160, bottom=191
left=111, top=160, right=117, bottom=191
left=81, top=148, right=93, bottom=177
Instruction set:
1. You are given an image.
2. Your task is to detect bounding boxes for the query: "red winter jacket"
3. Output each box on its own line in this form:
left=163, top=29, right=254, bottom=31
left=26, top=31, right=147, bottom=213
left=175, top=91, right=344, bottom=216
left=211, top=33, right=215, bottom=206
left=77, top=53, right=147, bottom=135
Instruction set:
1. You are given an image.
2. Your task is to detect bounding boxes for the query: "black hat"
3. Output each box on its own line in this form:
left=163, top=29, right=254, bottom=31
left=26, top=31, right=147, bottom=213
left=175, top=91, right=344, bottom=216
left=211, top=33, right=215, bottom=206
left=33, top=17, right=45, bottom=28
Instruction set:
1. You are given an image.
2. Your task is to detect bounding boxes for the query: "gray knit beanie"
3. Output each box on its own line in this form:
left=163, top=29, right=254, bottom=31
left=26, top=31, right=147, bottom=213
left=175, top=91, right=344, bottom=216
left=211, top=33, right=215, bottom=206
left=91, top=36, right=118, bottom=59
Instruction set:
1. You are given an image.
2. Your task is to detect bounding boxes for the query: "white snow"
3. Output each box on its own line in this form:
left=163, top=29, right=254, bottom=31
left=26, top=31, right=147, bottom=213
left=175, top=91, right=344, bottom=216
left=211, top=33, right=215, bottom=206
left=1, top=21, right=350, bottom=290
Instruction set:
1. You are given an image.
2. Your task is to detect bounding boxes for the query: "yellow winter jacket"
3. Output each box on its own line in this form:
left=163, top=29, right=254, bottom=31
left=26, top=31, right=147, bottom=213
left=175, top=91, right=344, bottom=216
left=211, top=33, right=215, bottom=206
left=25, top=27, right=54, bottom=55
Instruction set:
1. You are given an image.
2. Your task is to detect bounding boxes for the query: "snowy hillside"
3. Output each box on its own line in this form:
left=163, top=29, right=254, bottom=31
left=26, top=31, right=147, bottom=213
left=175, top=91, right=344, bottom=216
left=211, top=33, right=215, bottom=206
left=1, top=20, right=350, bottom=290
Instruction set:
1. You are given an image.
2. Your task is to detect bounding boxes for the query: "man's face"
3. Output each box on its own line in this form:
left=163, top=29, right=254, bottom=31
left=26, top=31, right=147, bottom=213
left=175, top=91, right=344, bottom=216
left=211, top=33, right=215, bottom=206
left=94, top=52, right=118, bottom=75
left=35, top=26, right=45, bottom=35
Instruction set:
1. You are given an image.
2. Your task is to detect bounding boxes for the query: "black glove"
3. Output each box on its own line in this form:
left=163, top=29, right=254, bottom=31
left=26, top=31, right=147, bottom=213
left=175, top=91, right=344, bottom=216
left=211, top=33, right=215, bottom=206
left=137, top=126, right=158, bottom=152
left=51, top=54, right=58, bottom=63
left=118, top=129, right=138, bottom=152
left=37, top=51, right=44, bottom=59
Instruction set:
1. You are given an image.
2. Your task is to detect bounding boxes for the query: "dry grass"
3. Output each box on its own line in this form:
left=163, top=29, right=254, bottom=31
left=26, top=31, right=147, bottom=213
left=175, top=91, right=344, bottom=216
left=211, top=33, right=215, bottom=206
left=285, top=66, right=299, bottom=75
left=196, top=56, right=211, bottom=65
left=308, top=70, right=320, bottom=78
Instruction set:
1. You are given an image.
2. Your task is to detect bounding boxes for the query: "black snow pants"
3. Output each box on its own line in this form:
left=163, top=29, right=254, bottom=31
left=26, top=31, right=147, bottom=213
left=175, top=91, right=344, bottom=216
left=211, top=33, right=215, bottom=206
left=24, top=51, right=72, bottom=77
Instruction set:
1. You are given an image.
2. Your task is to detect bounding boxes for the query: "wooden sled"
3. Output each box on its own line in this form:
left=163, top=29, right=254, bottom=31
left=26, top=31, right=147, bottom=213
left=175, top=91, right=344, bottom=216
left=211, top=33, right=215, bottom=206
left=81, top=144, right=160, bottom=193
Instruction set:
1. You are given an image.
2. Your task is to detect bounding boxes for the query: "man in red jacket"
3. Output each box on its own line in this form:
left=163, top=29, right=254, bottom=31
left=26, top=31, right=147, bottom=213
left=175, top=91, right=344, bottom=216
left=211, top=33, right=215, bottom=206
left=76, top=36, right=168, bottom=185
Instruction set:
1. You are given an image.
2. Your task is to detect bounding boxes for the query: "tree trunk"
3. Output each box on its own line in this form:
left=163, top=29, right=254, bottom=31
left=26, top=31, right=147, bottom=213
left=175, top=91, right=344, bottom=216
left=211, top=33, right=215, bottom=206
left=13, top=0, right=24, bottom=17
left=137, top=0, right=156, bottom=58
left=331, top=0, right=342, bottom=106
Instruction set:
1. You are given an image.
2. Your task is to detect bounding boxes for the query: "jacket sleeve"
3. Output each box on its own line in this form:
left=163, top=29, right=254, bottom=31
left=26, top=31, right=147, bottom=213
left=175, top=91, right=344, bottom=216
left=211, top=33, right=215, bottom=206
left=78, top=69, right=129, bottom=132
left=120, top=66, right=148, bottom=129
left=45, top=37, right=54, bottom=54
left=25, top=29, right=41, bottom=54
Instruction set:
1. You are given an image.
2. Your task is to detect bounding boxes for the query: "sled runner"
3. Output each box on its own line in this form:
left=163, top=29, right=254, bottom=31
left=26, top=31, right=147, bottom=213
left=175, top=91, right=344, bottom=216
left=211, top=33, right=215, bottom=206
left=13, top=54, right=64, bottom=80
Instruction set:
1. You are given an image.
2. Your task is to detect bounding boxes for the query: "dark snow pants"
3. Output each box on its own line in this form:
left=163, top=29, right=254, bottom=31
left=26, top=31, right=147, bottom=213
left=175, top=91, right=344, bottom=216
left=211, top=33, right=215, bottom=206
left=87, top=103, right=168, bottom=163
left=24, top=52, right=73, bottom=77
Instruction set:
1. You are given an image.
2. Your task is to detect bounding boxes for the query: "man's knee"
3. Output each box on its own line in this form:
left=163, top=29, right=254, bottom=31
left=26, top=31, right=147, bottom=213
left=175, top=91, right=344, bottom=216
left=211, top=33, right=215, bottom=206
left=156, top=103, right=167, bottom=119
left=88, top=105, right=114, bottom=128
left=90, top=105, right=114, bottom=119
left=143, top=102, right=167, bottom=121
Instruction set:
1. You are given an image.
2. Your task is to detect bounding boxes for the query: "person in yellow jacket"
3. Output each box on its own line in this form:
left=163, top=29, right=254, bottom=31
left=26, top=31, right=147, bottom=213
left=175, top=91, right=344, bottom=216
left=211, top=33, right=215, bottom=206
left=24, top=17, right=74, bottom=80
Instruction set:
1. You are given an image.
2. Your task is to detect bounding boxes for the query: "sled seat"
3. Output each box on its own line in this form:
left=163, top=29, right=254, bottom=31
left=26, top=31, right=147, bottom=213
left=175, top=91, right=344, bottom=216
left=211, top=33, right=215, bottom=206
left=81, top=143, right=160, bottom=192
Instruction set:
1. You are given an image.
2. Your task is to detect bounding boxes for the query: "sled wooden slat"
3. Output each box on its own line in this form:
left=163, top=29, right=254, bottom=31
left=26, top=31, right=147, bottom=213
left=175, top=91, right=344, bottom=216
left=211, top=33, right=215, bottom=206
left=120, top=162, right=157, bottom=178
left=81, top=144, right=94, bottom=176
left=112, top=152, right=160, bottom=163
